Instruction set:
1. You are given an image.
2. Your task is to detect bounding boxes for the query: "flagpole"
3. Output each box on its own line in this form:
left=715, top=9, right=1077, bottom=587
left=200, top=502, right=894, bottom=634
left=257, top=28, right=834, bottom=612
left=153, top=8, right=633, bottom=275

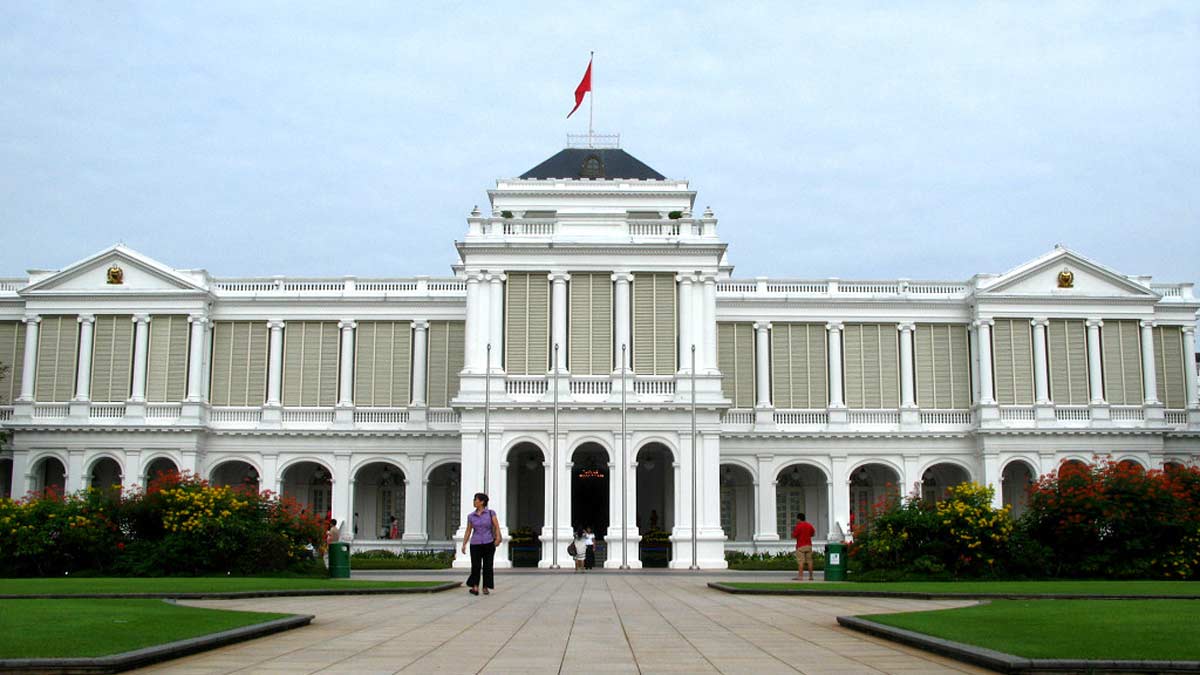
left=620, top=343, right=629, bottom=569
left=588, top=51, right=594, bottom=146
left=484, top=343, right=491, bottom=494
left=552, top=343, right=560, bottom=569
left=690, top=344, right=698, bottom=571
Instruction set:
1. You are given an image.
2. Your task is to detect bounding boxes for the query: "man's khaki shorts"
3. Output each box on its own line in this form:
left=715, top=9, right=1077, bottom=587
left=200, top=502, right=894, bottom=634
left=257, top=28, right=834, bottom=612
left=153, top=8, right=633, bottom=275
left=795, top=545, right=813, bottom=565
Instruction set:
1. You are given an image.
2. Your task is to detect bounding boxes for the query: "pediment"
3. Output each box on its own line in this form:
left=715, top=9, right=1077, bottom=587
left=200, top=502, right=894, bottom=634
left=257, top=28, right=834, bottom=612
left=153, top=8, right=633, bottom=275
left=978, top=247, right=1158, bottom=299
left=21, top=245, right=208, bottom=295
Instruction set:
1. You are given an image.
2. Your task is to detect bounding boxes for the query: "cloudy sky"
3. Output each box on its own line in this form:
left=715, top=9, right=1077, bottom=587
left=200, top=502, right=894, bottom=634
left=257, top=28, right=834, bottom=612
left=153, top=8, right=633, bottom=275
left=1, top=3, right=1197, bottom=287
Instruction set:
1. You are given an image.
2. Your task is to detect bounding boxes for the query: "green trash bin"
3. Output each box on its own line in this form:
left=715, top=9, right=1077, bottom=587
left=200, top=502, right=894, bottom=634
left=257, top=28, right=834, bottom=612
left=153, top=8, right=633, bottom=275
left=328, top=542, right=351, bottom=579
left=824, top=542, right=847, bottom=581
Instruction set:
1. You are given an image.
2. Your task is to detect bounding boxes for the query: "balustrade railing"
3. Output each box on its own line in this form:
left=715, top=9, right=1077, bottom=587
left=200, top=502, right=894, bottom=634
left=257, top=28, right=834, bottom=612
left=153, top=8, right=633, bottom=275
left=773, top=409, right=828, bottom=426
left=209, top=407, right=263, bottom=424
left=920, top=410, right=973, bottom=425
left=428, top=408, right=460, bottom=424
left=506, top=376, right=548, bottom=398
left=1110, top=406, right=1145, bottom=422
left=722, top=409, right=755, bottom=425
left=501, top=219, right=556, bottom=236
left=999, top=406, right=1036, bottom=422
left=569, top=376, right=611, bottom=397
left=145, top=403, right=182, bottom=421
left=89, top=403, right=126, bottom=420
left=716, top=278, right=967, bottom=298
left=633, top=376, right=675, bottom=397
left=32, top=403, right=69, bottom=419
left=0, top=279, right=24, bottom=291
left=281, top=408, right=335, bottom=424
left=847, top=409, right=901, bottom=424
left=0, top=406, right=12, bottom=421
left=1055, top=406, right=1091, bottom=422
left=354, top=408, right=409, bottom=425
left=213, top=278, right=464, bottom=295
left=628, top=220, right=681, bottom=237
left=1165, top=410, right=1188, bottom=425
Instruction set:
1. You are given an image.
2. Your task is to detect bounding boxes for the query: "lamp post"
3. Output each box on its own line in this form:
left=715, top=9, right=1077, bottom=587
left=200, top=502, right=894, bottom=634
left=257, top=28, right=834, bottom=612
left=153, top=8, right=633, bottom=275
left=484, top=343, right=491, bottom=494
left=620, top=343, right=629, bottom=569
left=690, top=344, right=698, bottom=571
left=552, top=343, right=560, bottom=569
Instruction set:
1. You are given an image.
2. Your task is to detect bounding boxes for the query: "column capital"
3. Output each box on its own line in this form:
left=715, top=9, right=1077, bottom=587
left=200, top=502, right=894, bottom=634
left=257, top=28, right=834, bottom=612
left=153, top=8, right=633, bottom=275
left=486, top=272, right=507, bottom=283
left=22, top=314, right=41, bottom=325
left=675, top=273, right=697, bottom=284
left=338, top=319, right=357, bottom=331
left=897, top=321, right=915, bottom=332
left=465, top=271, right=486, bottom=284
left=611, top=271, right=634, bottom=283
left=411, top=319, right=430, bottom=331
left=972, top=318, right=995, bottom=329
left=825, top=321, right=843, bottom=332
left=547, top=272, right=571, bottom=283
left=132, top=314, right=151, bottom=325
left=1140, top=320, right=1157, bottom=329
left=699, top=273, right=719, bottom=285
left=187, top=314, right=209, bottom=326
left=1030, top=318, right=1050, bottom=328
left=1182, top=325, right=1196, bottom=336
left=1086, top=318, right=1104, bottom=328
left=266, top=319, right=285, bottom=330
left=77, top=314, right=95, bottom=325
left=753, top=321, right=772, bottom=332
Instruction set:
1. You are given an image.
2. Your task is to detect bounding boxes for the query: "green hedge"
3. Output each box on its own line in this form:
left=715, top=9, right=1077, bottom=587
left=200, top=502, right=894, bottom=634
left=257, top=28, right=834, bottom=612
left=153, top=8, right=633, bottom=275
left=726, top=550, right=826, bottom=571
left=349, top=549, right=454, bottom=569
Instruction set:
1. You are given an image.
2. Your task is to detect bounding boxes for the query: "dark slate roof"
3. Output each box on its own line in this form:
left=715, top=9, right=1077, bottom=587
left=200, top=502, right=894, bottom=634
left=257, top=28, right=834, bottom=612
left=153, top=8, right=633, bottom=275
left=519, top=148, right=666, bottom=180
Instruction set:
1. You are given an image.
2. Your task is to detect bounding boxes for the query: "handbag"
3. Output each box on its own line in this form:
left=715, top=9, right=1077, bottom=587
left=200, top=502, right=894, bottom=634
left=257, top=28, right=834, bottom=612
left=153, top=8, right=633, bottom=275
left=567, top=542, right=577, bottom=556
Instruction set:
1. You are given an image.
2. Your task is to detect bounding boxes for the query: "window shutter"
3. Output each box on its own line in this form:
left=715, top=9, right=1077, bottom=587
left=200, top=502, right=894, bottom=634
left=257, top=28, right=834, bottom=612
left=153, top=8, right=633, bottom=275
left=282, top=321, right=339, bottom=407
left=632, top=273, right=676, bottom=375
left=1047, top=319, right=1088, bottom=405
left=426, top=321, right=464, bottom=408
left=90, top=315, right=134, bottom=402
left=568, top=272, right=614, bottom=375
left=915, top=324, right=970, bottom=409
left=0, top=321, right=25, bottom=404
left=992, top=319, right=1034, bottom=405
left=717, top=323, right=755, bottom=408
left=1154, top=326, right=1186, bottom=408
left=843, top=324, right=899, bottom=409
left=505, top=272, right=550, bottom=375
left=147, top=315, right=189, bottom=402
left=35, top=316, right=78, bottom=402
left=770, top=324, right=827, bottom=409
left=770, top=325, right=792, bottom=409
left=209, top=321, right=268, bottom=406
left=1101, top=320, right=1143, bottom=405
left=354, top=321, right=412, bottom=407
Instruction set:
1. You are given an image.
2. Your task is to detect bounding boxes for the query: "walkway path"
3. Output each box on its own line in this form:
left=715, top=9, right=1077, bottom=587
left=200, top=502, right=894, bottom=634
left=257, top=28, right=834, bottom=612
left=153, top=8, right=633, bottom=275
left=133, top=573, right=993, bottom=674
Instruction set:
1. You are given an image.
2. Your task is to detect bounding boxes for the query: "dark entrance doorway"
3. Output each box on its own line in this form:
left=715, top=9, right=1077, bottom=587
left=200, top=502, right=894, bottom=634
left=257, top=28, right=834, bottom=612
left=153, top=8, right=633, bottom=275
left=571, top=443, right=609, bottom=539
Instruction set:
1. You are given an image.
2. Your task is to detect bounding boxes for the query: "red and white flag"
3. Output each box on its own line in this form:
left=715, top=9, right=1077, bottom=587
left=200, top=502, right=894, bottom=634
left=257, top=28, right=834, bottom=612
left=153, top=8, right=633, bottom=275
left=567, top=55, right=592, bottom=118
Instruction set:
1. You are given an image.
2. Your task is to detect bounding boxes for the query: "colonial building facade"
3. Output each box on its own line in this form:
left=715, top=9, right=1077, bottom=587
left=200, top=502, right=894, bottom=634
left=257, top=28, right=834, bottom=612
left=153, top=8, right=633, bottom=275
left=1, top=143, right=1198, bottom=569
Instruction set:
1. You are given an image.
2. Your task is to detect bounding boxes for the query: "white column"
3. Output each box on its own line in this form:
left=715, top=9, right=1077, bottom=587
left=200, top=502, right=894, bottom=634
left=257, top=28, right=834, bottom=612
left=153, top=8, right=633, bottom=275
left=464, top=272, right=484, bottom=372
left=1183, top=326, right=1198, bottom=409
left=975, top=319, right=996, bottom=404
left=130, top=314, right=151, bottom=402
left=898, top=322, right=916, bottom=408
left=186, top=315, right=208, bottom=401
left=337, top=320, right=356, bottom=407
left=754, top=455, right=778, bottom=541
left=266, top=319, right=285, bottom=406
left=968, top=324, right=981, bottom=403
left=1086, top=319, right=1105, bottom=404
left=411, top=321, right=429, bottom=406
left=549, top=272, right=570, bottom=372
left=74, top=315, right=95, bottom=401
left=677, top=274, right=695, bottom=372
left=983, top=454, right=1003, bottom=510
left=830, top=455, right=850, bottom=537
left=1141, top=320, right=1159, bottom=404
left=487, top=273, right=505, bottom=372
left=332, top=452, right=351, bottom=540
left=402, top=454, right=427, bottom=542
left=17, top=316, right=39, bottom=402
left=66, top=450, right=85, bottom=494
left=826, top=322, right=845, bottom=407
left=692, top=275, right=705, bottom=372
left=612, top=272, right=633, bottom=370
left=702, top=274, right=718, bottom=373
left=1031, top=318, right=1050, bottom=404
left=754, top=322, right=772, bottom=408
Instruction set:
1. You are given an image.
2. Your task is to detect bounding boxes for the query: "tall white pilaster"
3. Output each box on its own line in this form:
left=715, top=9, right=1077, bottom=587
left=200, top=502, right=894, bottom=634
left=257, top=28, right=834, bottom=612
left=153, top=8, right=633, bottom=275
left=66, top=450, right=85, bottom=494
left=612, top=272, right=633, bottom=370
left=17, top=316, right=39, bottom=402
left=1183, top=326, right=1198, bottom=410
left=754, top=322, right=772, bottom=408
left=130, top=315, right=151, bottom=402
left=337, top=319, right=356, bottom=407
left=402, top=456, right=427, bottom=542
left=898, top=322, right=916, bottom=408
left=549, top=272, right=570, bottom=372
left=1141, top=320, right=1159, bottom=405
left=1086, top=319, right=1105, bottom=404
left=702, top=274, right=718, bottom=373
left=1032, top=318, right=1050, bottom=404
left=975, top=319, right=996, bottom=404
left=186, top=315, right=208, bottom=402
left=411, top=321, right=429, bottom=407
left=74, top=315, right=95, bottom=401
left=826, top=322, right=845, bottom=408
left=266, top=319, right=285, bottom=406
left=677, top=274, right=695, bottom=372
left=464, top=272, right=484, bottom=372
left=332, top=452, right=351, bottom=540
left=487, top=273, right=505, bottom=372
left=983, top=454, right=1003, bottom=509
left=754, top=455, right=778, bottom=541
left=968, top=323, right=981, bottom=403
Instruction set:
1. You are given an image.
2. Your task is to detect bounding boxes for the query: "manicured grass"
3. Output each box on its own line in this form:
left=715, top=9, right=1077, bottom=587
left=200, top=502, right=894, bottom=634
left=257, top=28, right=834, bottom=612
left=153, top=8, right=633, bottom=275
left=867, top=599, right=1200, bottom=660
left=0, top=599, right=290, bottom=658
left=0, top=577, right=448, bottom=596
left=722, top=580, right=1200, bottom=596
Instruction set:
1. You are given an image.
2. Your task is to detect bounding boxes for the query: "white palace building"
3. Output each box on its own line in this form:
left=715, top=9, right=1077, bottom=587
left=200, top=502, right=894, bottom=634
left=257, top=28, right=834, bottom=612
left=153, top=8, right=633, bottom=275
left=1, top=141, right=1198, bottom=569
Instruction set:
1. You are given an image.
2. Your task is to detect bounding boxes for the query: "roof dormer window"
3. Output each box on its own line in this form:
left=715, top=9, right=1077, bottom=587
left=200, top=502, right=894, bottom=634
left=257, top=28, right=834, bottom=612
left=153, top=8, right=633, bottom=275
left=579, top=154, right=605, bottom=178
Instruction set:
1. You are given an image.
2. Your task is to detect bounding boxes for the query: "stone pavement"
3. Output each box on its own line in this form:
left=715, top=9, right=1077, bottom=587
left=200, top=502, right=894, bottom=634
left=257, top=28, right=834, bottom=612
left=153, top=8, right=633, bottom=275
left=132, top=572, right=994, bottom=674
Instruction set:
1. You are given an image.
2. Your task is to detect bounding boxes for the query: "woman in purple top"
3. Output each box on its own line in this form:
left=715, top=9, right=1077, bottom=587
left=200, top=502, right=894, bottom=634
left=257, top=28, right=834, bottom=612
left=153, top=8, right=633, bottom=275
left=461, top=492, right=502, bottom=595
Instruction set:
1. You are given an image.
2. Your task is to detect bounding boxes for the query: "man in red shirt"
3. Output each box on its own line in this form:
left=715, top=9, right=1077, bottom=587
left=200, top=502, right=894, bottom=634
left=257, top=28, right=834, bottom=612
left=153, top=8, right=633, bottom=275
left=791, top=512, right=816, bottom=581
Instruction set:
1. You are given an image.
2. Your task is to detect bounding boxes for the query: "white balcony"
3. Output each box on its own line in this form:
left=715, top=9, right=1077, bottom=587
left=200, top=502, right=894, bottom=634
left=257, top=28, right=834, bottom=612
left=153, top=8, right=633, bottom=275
left=89, top=403, right=126, bottom=420
left=569, top=376, right=612, bottom=398
left=633, top=376, right=675, bottom=398
left=353, top=408, right=410, bottom=425
left=506, top=375, right=548, bottom=400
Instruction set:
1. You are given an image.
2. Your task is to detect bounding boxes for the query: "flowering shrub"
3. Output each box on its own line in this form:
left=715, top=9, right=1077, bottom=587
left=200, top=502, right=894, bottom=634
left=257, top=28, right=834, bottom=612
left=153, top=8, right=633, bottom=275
left=0, top=471, right=325, bottom=577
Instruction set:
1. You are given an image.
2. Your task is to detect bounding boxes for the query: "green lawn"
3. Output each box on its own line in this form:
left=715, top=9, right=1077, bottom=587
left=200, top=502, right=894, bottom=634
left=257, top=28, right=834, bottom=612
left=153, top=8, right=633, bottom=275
left=866, top=599, right=1200, bottom=660
left=722, top=580, right=1200, bottom=596
left=0, top=577, right=449, bottom=596
left=0, top=599, right=291, bottom=658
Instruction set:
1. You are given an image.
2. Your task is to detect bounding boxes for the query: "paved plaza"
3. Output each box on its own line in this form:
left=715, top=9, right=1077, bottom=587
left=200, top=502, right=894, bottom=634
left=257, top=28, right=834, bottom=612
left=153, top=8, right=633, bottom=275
left=132, top=572, right=993, bottom=674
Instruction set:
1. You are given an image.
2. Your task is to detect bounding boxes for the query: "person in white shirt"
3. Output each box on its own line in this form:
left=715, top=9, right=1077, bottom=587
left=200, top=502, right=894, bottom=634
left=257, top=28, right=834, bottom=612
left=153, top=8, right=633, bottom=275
left=583, top=527, right=596, bottom=570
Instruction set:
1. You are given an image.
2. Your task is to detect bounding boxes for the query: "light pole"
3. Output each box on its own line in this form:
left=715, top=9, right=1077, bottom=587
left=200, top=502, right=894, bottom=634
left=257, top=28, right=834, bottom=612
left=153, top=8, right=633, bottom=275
left=690, top=344, right=698, bottom=571
left=620, top=343, right=629, bottom=569
left=484, top=343, right=491, bottom=494
left=552, top=343, right=560, bottom=569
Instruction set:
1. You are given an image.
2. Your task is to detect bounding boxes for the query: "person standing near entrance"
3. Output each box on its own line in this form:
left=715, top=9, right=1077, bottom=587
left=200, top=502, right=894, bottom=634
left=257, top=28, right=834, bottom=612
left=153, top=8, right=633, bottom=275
left=583, top=527, right=596, bottom=570
left=792, top=512, right=816, bottom=581
left=462, top=492, right=501, bottom=596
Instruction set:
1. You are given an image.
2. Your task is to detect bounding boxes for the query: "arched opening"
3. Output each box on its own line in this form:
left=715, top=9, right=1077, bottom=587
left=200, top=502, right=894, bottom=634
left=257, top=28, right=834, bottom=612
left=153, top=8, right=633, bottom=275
left=1164, top=460, right=1187, bottom=473
left=281, top=461, right=332, bottom=520
left=1058, top=458, right=1089, bottom=477
left=848, top=463, right=900, bottom=528
left=507, top=443, right=546, bottom=567
left=636, top=443, right=673, bottom=567
left=88, top=457, right=122, bottom=495
left=354, top=462, right=405, bottom=540
left=719, top=464, right=754, bottom=542
left=571, top=443, right=608, bottom=538
left=0, top=458, right=13, bottom=499
left=210, top=460, right=259, bottom=492
left=1118, top=459, right=1145, bottom=473
left=776, top=463, right=830, bottom=541
left=427, top=462, right=461, bottom=542
left=31, top=456, right=67, bottom=496
left=143, top=457, right=178, bottom=486
left=921, top=462, right=970, bottom=502
left=1002, top=460, right=1036, bottom=518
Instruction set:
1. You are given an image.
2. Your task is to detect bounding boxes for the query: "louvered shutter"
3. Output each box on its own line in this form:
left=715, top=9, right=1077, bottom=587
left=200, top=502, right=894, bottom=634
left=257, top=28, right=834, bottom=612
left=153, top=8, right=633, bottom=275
left=770, top=323, right=828, bottom=409
left=209, top=321, right=268, bottom=406
left=1101, top=320, right=1143, bottom=405
left=1154, top=326, right=1186, bottom=408
left=35, top=315, right=78, bottom=402
left=632, top=273, right=676, bottom=375
left=843, top=324, right=899, bottom=409
left=354, top=321, right=412, bottom=407
left=282, top=321, right=339, bottom=407
left=992, top=319, right=1034, bottom=405
left=426, top=321, right=465, bottom=407
left=915, top=324, right=970, bottom=409
left=717, top=323, right=755, bottom=408
left=90, top=315, right=134, bottom=402
left=1047, top=319, right=1089, bottom=405
left=0, top=321, right=26, bottom=404
left=568, top=272, right=614, bottom=374
left=505, top=272, right=550, bottom=375
left=146, top=315, right=189, bottom=402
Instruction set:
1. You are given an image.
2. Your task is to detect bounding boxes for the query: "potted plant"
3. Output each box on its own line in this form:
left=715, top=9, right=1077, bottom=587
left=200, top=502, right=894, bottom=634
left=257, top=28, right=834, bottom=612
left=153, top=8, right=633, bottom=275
left=508, top=527, right=540, bottom=568
left=639, top=527, right=671, bottom=568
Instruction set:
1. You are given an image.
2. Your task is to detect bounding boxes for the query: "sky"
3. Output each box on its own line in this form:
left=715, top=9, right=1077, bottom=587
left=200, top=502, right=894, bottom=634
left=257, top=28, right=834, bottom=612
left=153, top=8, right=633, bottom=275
left=1, top=3, right=1197, bottom=287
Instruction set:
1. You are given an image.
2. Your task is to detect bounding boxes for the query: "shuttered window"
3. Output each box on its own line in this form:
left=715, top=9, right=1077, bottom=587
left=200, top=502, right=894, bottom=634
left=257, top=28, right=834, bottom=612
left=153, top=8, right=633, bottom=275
left=1047, top=319, right=1089, bottom=405
left=914, top=323, right=971, bottom=409
left=146, top=315, right=190, bottom=402
left=426, top=321, right=464, bottom=408
left=281, top=321, right=339, bottom=407
left=34, top=315, right=78, bottom=402
left=1154, top=325, right=1187, bottom=408
left=632, top=272, right=676, bottom=375
left=354, top=321, right=411, bottom=407
left=569, top=272, right=613, bottom=374
left=89, top=315, right=134, bottom=402
left=1101, top=320, right=1142, bottom=405
left=771, top=323, right=827, bottom=409
left=0, top=321, right=25, bottom=404
left=209, top=321, right=269, bottom=406
left=717, top=323, right=755, bottom=408
left=505, top=272, right=550, bottom=375
left=992, top=318, right=1034, bottom=405
left=843, top=324, right=899, bottom=408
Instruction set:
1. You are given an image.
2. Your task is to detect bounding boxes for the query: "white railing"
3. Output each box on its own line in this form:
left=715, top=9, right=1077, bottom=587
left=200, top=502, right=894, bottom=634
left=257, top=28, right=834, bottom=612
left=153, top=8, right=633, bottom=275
left=908, top=283, right=969, bottom=294
left=999, top=406, right=1036, bottom=422
left=628, top=221, right=681, bottom=237
left=209, top=407, right=263, bottom=424
left=0, top=406, right=12, bottom=421
left=715, top=281, right=758, bottom=293
left=146, top=403, right=182, bottom=421
left=920, top=410, right=973, bottom=425
left=1152, top=284, right=1184, bottom=298
left=841, top=282, right=901, bottom=294
left=213, top=278, right=465, bottom=295
left=32, top=403, right=69, bottom=419
left=1165, top=410, right=1188, bottom=425
left=281, top=408, right=335, bottom=424
left=89, top=403, right=126, bottom=420
left=633, top=376, right=675, bottom=397
left=506, top=376, right=548, bottom=398
left=354, top=408, right=409, bottom=425
left=1055, top=406, right=1091, bottom=422
left=428, top=408, right=460, bottom=424
left=356, top=280, right=418, bottom=292
left=569, top=376, right=611, bottom=397
left=428, top=280, right=466, bottom=292
left=501, top=219, right=556, bottom=236
left=1110, top=406, right=1145, bottom=422
left=767, top=281, right=828, bottom=293
left=0, top=279, right=24, bottom=291
left=848, top=409, right=901, bottom=424
left=773, top=409, right=828, bottom=426
left=722, top=409, right=755, bottom=425
left=716, top=279, right=968, bottom=297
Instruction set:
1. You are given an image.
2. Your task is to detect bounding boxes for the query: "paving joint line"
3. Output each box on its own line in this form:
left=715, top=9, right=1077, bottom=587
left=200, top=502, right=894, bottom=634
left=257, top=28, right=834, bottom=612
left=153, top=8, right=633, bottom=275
left=553, top=574, right=590, bottom=675
left=473, top=576, right=570, bottom=675
left=622, top=575, right=724, bottom=673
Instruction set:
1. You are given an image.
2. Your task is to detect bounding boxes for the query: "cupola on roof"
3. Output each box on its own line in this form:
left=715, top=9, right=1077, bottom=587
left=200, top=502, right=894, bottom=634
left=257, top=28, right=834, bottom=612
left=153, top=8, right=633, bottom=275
left=519, top=148, right=666, bottom=180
